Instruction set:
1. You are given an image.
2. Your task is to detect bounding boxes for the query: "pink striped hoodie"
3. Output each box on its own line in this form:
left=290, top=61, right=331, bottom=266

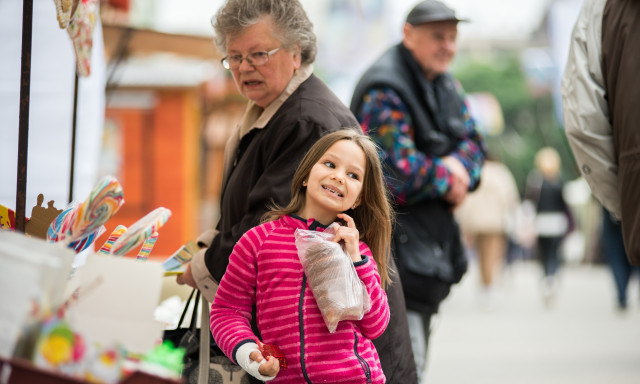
left=210, top=215, right=389, bottom=383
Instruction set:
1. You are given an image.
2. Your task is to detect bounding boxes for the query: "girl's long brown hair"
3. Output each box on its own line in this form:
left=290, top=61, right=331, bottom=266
left=262, top=129, right=395, bottom=288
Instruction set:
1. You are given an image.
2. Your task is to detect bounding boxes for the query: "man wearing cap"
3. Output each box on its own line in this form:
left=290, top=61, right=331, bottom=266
left=350, top=0, right=486, bottom=380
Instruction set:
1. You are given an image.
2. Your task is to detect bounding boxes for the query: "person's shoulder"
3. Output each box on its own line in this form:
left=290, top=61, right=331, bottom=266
left=253, top=216, right=304, bottom=245
left=248, top=220, right=280, bottom=235
left=241, top=220, right=279, bottom=242
left=289, top=75, right=357, bottom=123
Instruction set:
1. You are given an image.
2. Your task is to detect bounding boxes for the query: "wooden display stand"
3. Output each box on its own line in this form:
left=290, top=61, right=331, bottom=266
left=0, top=357, right=183, bottom=384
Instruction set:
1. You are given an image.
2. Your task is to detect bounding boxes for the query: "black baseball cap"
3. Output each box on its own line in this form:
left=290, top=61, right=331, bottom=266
left=406, top=0, right=469, bottom=25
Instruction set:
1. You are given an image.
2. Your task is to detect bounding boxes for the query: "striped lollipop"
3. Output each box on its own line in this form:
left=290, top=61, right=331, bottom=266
left=111, top=207, right=171, bottom=256
left=97, top=225, right=128, bottom=255
left=47, top=207, right=106, bottom=254
left=47, top=176, right=124, bottom=245
left=70, top=225, right=106, bottom=253
left=47, top=205, right=76, bottom=243
left=136, top=232, right=158, bottom=260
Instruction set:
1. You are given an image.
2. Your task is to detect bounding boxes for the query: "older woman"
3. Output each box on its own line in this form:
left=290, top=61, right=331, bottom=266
left=178, top=0, right=358, bottom=297
left=178, top=0, right=417, bottom=382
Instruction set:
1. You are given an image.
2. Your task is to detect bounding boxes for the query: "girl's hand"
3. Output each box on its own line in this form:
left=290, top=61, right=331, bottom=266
left=334, top=213, right=361, bottom=262
left=249, top=351, right=280, bottom=378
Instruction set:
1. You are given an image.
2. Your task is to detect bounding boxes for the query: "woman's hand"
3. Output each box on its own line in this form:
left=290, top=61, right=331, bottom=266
left=176, top=262, right=197, bottom=288
left=334, top=213, right=361, bottom=262
left=249, top=350, right=280, bottom=378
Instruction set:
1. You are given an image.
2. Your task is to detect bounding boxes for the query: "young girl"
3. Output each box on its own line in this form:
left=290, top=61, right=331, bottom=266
left=210, top=129, right=394, bottom=383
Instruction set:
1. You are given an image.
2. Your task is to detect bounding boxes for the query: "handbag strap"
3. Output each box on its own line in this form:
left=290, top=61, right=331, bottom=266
left=198, top=296, right=210, bottom=384
left=190, top=290, right=201, bottom=331
left=175, top=287, right=196, bottom=330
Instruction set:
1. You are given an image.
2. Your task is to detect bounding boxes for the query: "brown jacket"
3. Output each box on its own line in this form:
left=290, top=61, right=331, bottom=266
left=602, top=0, right=640, bottom=265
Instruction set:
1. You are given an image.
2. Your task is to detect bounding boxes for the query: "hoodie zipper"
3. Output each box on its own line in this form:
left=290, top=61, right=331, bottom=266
left=299, top=274, right=312, bottom=383
left=354, top=332, right=371, bottom=383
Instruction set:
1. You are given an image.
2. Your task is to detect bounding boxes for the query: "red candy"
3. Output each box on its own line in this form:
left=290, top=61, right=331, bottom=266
left=260, top=343, right=287, bottom=369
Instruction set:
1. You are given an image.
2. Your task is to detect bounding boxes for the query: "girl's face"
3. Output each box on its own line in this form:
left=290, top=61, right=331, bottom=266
left=298, top=140, right=365, bottom=225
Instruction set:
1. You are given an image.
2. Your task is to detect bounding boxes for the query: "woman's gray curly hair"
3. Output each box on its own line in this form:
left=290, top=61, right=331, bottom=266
left=212, top=0, right=317, bottom=65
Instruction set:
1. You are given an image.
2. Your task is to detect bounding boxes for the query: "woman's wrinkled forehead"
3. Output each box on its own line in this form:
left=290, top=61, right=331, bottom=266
left=226, top=15, right=287, bottom=50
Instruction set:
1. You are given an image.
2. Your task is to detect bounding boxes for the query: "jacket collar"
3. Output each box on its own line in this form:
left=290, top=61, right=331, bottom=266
left=282, top=214, right=330, bottom=231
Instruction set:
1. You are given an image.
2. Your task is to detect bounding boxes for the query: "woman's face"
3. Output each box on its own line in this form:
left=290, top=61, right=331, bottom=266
left=225, top=17, right=301, bottom=108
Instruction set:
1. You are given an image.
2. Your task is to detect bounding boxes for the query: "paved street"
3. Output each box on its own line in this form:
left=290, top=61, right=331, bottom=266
left=422, top=260, right=640, bottom=384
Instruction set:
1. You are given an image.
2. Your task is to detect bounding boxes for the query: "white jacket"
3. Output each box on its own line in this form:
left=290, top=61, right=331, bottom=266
left=561, top=0, right=621, bottom=219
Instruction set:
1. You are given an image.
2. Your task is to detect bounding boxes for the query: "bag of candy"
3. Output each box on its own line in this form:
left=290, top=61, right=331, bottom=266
left=294, top=226, right=371, bottom=333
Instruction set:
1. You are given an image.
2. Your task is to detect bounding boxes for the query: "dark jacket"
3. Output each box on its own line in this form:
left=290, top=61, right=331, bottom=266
left=351, top=44, right=466, bottom=158
left=602, top=0, right=640, bottom=265
left=351, top=44, right=473, bottom=315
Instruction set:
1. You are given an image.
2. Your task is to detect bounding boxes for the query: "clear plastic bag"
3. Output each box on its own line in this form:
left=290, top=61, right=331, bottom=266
left=294, top=226, right=371, bottom=333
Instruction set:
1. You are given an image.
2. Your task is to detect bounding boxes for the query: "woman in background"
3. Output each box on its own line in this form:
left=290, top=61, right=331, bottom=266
left=526, top=147, right=574, bottom=306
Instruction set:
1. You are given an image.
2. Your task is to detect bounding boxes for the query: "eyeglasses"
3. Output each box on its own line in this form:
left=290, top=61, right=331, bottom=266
left=221, top=47, right=281, bottom=70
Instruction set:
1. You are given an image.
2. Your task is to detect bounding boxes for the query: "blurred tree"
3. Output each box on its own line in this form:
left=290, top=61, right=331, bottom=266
left=453, top=52, right=577, bottom=196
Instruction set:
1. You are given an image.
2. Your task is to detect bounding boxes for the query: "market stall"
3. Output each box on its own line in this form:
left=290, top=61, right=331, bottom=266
left=1, top=1, right=198, bottom=382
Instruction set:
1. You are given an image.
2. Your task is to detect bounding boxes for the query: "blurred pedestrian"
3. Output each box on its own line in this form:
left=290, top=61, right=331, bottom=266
left=526, top=147, right=574, bottom=306
left=456, top=157, right=520, bottom=307
left=562, top=0, right=640, bottom=266
left=350, top=0, right=486, bottom=380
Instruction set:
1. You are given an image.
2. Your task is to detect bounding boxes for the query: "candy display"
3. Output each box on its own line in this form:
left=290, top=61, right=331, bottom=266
left=111, top=208, right=172, bottom=256
left=5, top=170, right=180, bottom=382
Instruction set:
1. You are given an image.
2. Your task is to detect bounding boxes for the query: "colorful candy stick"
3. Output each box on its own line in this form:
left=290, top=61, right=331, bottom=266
left=69, top=225, right=106, bottom=253
left=47, top=176, right=124, bottom=245
left=47, top=205, right=75, bottom=243
left=71, top=176, right=124, bottom=243
left=136, top=232, right=158, bottom=260
left=97, top=225, right=127, bottom=255
left=162, top=241, right=198, bottom=271
left=111, top=207, right=171, bottom=256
